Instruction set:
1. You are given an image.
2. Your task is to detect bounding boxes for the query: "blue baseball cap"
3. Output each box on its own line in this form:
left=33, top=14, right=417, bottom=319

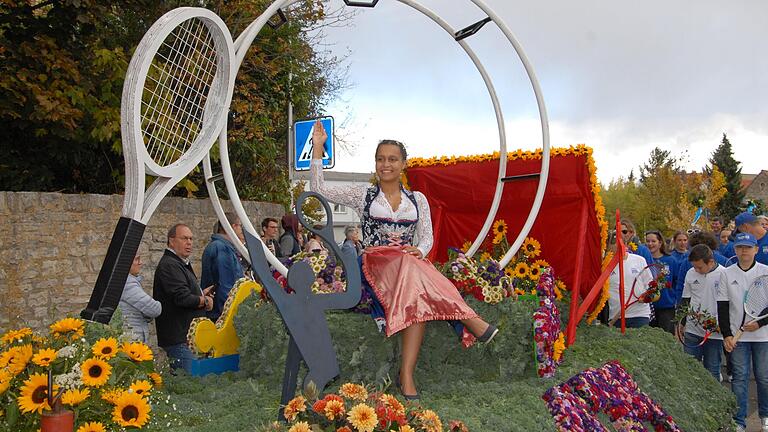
left=735, top=211, right=757, bottom=227
left=734, top=232, right=757, bottom=247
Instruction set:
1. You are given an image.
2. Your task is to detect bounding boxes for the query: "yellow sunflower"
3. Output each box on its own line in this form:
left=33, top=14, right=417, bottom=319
left=347, top=403, right=378, bottom=432
left=521, top=237, right=541, bottom=258
left=554, top=280, right=566, bottom=300
left=479, top=251, right=493, bottom=262
left=49, top=317, right=85, bottom=340
left=148, top=372, right=163, bottom=388
left=81, top=358, right=112, bottom=387
left=528, top=265, right=541, bottom=281
left=61, top=388, right=90, bottom=406
left=32, top=348, right=58, bottom=367
left=129, top=379, right=152, bottom=397
left=1, top=327, right=33, bottom=345
left=0, top=371, right=11, bottom=395
left=491, top=220, right=507, bottom=245
left=121, top=342, right=154, bottom=362
left=2, top=344, right=33, bottom=375
left=513, top=262, right=530, bottom=278
left=460, top=240, right=472, bottom=253
left=92, top=338, right=118, bottom=360
left=339, top=383, right=368, bottom=401
left=76, top=422, right=106, bottom=432
left=533, top=259, right=550, bottom=269
left=112, top=391, right=151, bottom=428
left=101, top=388, right=124, bottom=404
left=288, top=422, right=311, bottom=432
left=17, top=373, right=57, bottom=414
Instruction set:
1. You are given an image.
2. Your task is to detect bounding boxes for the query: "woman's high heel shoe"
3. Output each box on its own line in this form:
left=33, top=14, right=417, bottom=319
left=394, top=369, right=420, bottom=401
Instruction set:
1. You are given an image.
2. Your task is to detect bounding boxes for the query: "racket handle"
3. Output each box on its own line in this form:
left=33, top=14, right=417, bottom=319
left=733, top=329, right=744, bottom=344
left=80, top=217, right=146, bottom=324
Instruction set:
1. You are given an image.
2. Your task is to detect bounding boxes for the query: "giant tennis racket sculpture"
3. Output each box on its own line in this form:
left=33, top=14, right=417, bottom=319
left=81, top=8, right=235, bottom=323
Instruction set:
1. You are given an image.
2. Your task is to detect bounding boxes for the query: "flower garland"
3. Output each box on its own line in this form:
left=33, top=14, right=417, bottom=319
left=439, top=248, right=513, bottom=305
left=406, top=145, right=608, bottom=255
left=586, top=252, right=614, bottom=324
left=533, top=269, right=565, bottom=378
left=280, top=382, right=462, bottom=431
left=541, top=361, right=680, bottom=432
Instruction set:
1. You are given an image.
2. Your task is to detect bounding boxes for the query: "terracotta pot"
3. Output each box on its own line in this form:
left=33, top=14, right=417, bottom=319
left=41, top=409, right=74, bottom=432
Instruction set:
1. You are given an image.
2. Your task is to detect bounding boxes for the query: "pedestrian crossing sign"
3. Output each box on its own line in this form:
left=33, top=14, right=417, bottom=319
left=294, top=116, right=334, bottom=171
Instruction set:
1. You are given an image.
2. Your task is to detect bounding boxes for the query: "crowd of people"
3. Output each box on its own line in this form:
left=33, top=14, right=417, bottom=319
left=606, top=213, right=768, bottom=431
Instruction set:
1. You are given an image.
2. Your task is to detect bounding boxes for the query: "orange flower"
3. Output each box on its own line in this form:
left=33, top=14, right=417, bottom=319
left=339, top=383, right=368, bottom=401
left=283, top=395, right=306, bottom=422
left=324, top=399, right=346, bottom=421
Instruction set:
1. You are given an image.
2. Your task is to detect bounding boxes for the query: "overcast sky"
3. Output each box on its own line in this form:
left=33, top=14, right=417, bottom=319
left=309, top=0, right=767, bottom=183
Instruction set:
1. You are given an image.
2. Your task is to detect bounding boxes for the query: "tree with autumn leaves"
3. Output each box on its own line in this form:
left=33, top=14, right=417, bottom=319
left=0, top=0, right=347, bottom=207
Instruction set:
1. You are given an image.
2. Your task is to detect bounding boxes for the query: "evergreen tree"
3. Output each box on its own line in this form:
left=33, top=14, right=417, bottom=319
left=708, top=134, right=745, bottom=221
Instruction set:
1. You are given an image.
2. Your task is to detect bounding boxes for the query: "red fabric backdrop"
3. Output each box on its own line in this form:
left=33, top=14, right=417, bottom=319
left=406, top=154, right=603, bottom=300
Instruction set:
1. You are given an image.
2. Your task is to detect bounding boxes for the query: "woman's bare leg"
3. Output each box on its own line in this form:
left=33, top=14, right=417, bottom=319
left=461, top=317, right=490, bottom=337
left=399, top=322, right=426, bottom=395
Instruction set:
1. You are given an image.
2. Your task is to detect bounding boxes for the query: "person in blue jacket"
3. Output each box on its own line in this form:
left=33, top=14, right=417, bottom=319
left=670, top=231, right=689, bottom=263
left=621, top=219, right=653, bottom=266
left=201, top=212, right=245, bottom=321
left=644, top=230, right=679, bottom=334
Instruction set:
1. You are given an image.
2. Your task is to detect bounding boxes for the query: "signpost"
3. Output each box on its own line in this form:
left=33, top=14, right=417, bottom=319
left=294, top=117, right=334, bottom=171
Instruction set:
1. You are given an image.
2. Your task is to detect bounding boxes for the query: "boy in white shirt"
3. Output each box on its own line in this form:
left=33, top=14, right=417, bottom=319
left=607, top=232, right=652, bottom=328
left=679, top=244, right=727, bottom=380
left=718, top=232, right=768, bottom=432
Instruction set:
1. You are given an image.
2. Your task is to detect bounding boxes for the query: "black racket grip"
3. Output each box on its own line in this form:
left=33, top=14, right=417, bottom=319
left=80, top=217, right=146, bottom=324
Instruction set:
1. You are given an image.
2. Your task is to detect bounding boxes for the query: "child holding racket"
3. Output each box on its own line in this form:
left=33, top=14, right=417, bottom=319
left=679, top=244, right=727, bottom=380
left=718, top=232, right=768, bottom=431
left=607, top=231, right=652, bottom=328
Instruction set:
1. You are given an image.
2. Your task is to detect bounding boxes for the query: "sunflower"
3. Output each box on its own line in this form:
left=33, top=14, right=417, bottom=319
left=3, top=344, right=33, bottom=375
left=287, top=422, right=311, bottom=432
left=282, top=395, right=306, bottom=422
left=76, top=422, right=106, bottom=432
left=528, top=265, right=541, bottom=281
left=81, top=358, right=112, bottom=387
left=513, top=262, right=530, bottom=278
left=112, top=391, right=151, bottom=428
left=121, top=342, right=153, bottom=362
left=92, top=338, right=118, bottom=360
left=491, top=220, right=507, bottom=245
left=61, top=388, right=90, bottom=406
left=521, top=237, right=541, bottom=258
left=0, top=371, right=11, bottom=395
left=17, top=373, right=57, bottom=414
left=1, top=327, right=33, bottom=345
left=479, top=252, right=492, bottom=262
left=533, top=259, right=550, bottom=269
left=417, top=409, right=443, bottom=432
left=339, top=383, right=368, bottom=401
left=324, top=399, right=345, bottom=421
left=148, top=372, right=163, bottom=388
left=554, top=280, right=566, bottom=301
left=32, top=348, right=58, bottom=367
left=49, top=317, right=85, bottom=340
left=129, top=379, right=152, bottom=397
left=347, top=403, right=378, bottom=432
left=101, top=388, right=124, bottom=404
left=460, top=241, right=472, bottom=253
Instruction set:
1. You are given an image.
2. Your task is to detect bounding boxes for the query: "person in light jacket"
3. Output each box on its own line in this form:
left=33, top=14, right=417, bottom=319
left=119, top=254, right=162, bottom=344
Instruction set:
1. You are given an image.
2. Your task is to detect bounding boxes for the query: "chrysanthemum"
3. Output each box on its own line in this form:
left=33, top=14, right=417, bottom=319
left=17, top=373, right=57, bottom=414
left=61, top=388, right=90, bottom=406
left=129, top=379, right=152, bottom=397
left=101, top=388, right=124, bottom=404
left=347, top=403, right=378, bottom=432
left=324, top=399, right=346, bottom=421
left=112, top=391, right=150, bottom=428
left=148, top=372, right=163, bottom=387
left=513, top=262, right=530, bottom=278
left=521, top=237, right=541, bottom=258
left=379, top=394, right=404, bottom=416
left=491, top=220, right=507, bottom=245
left=336, top=427, right=353, bottom=432
left=92, top=338, right=118, bottom=360
left=339, top=383, right=368, bottom=401
left=49, top=317, right=85, bottom=340
left=121, top=342, right=153, bottom=362
left=398, top=426, right=416, bottom=432
left=283, top=395, right=306, bottom=422
left=288, top=422, right=311, bottom=432
left=76, top=422, right=106, bottom=432
left=417, top=409, right=443, bottom=432
left=1, top=327, right=33, bottom=345
left=81, top=358, right=112, bottom=387
left=32, top=348, right=58, bottom=367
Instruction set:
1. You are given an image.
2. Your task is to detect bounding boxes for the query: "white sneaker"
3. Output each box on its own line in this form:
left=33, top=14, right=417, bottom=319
left=735, top=425, right=745, bottom=432
left=761, top=416, right=768, bottom=432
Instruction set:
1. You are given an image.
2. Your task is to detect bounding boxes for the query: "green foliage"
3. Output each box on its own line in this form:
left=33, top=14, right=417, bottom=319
left=710, top=134, right=746, bottom=221
left=0, top=0, right=344, bottom=205
left=148, top=296, right=735, bottom=431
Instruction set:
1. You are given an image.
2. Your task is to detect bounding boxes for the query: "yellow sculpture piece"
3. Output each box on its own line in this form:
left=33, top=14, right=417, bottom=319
left=187, top=278, right=263, bottom=358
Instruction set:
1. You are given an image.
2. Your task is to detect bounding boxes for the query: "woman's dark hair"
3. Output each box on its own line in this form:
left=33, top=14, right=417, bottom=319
left=672, top=230, right=688, bottom=242
left=281, top=214, right=300, bottom=236
left=644, top=230, right=668, bottom=255
left=375, top=139, right=407, bottom=161
left=688, top=231, right=718, bottom=251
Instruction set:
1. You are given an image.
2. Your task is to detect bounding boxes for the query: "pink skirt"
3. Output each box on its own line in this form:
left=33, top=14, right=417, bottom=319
left=362, top=246, right=478, bottom=337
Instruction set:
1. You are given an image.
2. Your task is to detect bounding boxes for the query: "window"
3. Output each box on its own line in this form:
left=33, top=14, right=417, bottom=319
left=333, top=203, right=346, bottom=214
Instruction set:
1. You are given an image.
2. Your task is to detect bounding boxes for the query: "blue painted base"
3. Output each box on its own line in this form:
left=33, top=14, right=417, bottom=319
left=187, top=354, right=240, bottom=376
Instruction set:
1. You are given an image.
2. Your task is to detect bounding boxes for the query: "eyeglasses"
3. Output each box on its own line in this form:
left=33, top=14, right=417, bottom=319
left=621, top=230, right=629, bottom=234
left=686, top=228, right=701, bottom=235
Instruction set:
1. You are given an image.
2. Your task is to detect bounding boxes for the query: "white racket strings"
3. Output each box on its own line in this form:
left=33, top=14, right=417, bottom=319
left=141, top=17, right=219, bottom=167
left=745, top=276, right=768, bottom=318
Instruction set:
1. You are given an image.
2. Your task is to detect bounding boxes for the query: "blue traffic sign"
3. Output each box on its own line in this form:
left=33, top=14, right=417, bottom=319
left=294, top=117, right=334, bottom=171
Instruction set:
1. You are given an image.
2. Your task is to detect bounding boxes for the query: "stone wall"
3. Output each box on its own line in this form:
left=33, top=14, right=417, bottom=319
left=0, top=191, right=283, bottom=333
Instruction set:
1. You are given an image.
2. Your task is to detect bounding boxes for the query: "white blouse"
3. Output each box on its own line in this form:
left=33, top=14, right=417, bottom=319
left=309, top=160, right=434, bottom=258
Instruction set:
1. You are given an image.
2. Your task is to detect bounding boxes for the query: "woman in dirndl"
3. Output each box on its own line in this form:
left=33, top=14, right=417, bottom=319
left=309, top=120, right=497, bottom=399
